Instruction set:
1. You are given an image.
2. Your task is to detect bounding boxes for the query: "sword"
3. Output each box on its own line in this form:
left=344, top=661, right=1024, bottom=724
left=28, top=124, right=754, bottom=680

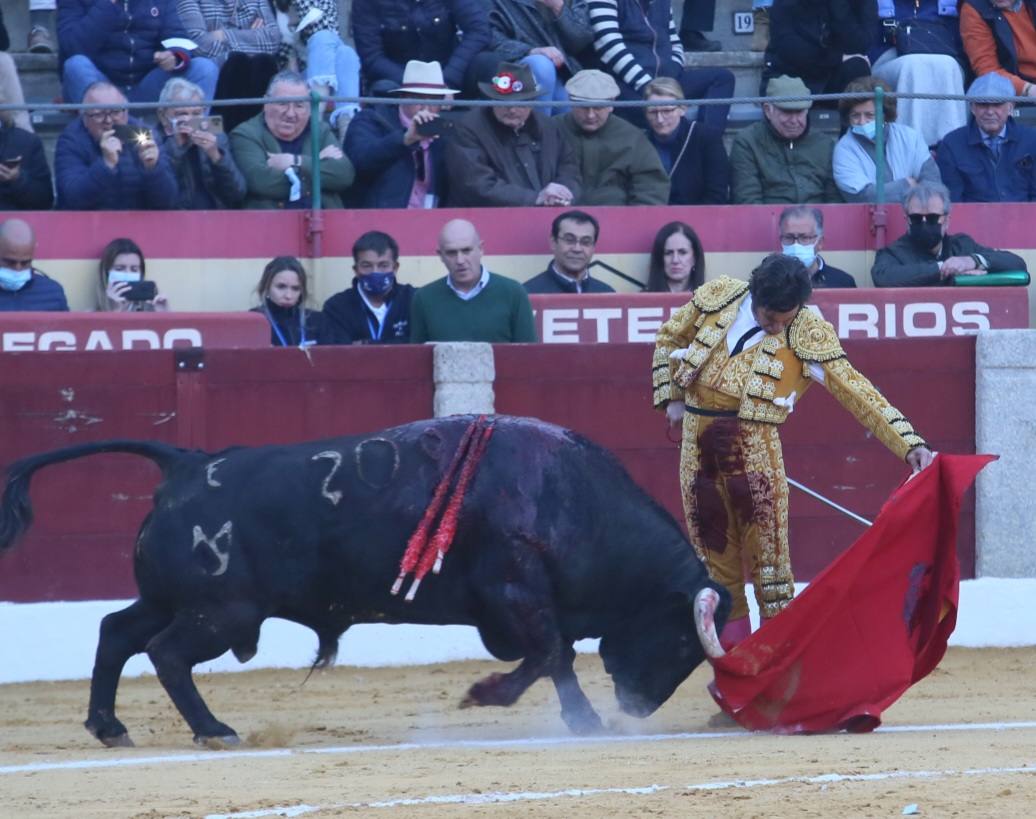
left=787, top=477, right=872, bottom=527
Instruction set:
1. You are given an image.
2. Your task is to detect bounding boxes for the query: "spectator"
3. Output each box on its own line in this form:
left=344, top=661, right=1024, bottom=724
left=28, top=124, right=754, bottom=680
left=961, top=0, right=1036, bottom=99
left=272, top=1, right=361, bottom=141
left=778, top=205, right=856, bottom=288
left=586, top=0, right=735, bottom=131
left=0, top=218, right=68, bottom=311
left=871, top=0, right=966, bottom=146
left=153, top=77, right=246, bottom=209
left=471, top=0, right=594, bottom=116
left=26, top=2, right=58, bottom=53
left=55, top=82, right=179, bottom=210
left=557, top=69, right=669, bottom=205
left=730, top=74, right=841, bottom=204
left=871, top=180, right=1027, bottom=286
left=643, top=76, right=728, bottom=204
left=761, top=0, right=876, bottom=97
left=0, top=114, right=54, bottom=211
left=832, top=76, right=941, bottom=203
left=0, top=19, right=36, bottom=132
left=58, top=0, right=219, bottom=105
left=524, top=209, right=615, bottom=293
left=445, top=61, right=580, bottom=207
left=322, top=230, right=415, bottom=344
left=97, top=237, right=169, bottom=311
left=230, top=70, right=355, bottom=209
left=175, top=0, right=282, bottom=133
left=252, top=255, right=325, bottom=346
left=646, top=220, right=704, bottom=292
left=937, top=73, right=1036, bottom=203
left=351, top=0, right=490, bottom=94
left=344, top=60, right=456, bottom=209
left=679, top=0, right=721, bottom=52
left=410, top=218, right=537, bottom=342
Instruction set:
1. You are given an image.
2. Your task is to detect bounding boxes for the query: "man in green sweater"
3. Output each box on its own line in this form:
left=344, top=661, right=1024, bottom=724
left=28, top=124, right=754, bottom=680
left=410, top=219, right=538, bottom=343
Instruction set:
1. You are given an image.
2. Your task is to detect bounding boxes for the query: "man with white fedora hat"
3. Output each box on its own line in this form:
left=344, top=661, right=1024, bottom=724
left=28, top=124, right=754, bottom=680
left=344, top=60, right=458, bottom=209
left=446, top=60, right=581, bottom=206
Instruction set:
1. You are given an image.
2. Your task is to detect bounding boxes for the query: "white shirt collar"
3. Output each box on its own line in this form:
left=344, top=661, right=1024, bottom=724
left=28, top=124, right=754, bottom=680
left=446, top=265, right=490, bottom=301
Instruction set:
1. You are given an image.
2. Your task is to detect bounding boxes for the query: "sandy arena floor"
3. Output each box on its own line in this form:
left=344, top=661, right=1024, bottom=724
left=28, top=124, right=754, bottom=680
left=1, top=648, right=1034, bottom=818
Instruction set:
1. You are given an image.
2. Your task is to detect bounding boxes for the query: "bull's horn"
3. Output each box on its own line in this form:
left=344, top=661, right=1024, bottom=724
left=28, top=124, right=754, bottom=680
left=693, top=588, right=726, bottom=659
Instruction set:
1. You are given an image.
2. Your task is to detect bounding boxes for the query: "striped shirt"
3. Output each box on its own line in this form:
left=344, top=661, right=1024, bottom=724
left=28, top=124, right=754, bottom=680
left=587, top=0, right=684, bottom=92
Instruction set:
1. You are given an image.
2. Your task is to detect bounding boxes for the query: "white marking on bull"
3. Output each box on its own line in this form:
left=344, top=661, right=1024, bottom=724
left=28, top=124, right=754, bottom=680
left=60, top=388, right=74, bottom=402
left=312, top=451, right=343, bottom=505
left=52, top=408, right=102, bottom=434
left=206, top=458, right=227, bottom=488
left=192, top=522, right=232, bottom=576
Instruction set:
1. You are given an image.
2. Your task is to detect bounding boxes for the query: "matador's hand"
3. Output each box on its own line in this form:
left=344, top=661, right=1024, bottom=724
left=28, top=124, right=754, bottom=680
left=906, top=446, right=934, bottom=474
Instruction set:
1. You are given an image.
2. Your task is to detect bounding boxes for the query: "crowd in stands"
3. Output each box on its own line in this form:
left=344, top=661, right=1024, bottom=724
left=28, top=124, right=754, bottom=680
left=0, top=1, right=1034, bottom=209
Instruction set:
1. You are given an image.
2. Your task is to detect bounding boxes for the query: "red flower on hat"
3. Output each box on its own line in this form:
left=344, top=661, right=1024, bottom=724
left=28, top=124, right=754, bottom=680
left=491, top=72, right=521, bottom=94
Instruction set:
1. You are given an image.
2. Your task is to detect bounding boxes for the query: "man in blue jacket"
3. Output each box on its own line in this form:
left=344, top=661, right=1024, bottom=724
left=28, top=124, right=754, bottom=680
left=57, top=0, right=218, bottom=104
left=0, top=219, right=69, bottom=311
left=55, top=82, right=179, bottom=210
left=937, top=72, right=1036, bottom=202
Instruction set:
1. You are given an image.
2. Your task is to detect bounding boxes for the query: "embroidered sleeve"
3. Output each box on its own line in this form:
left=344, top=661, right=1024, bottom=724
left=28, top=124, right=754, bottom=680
left=653, top=299, right=699, bottom=408
left=821, top=358, right=928, bottom=461
left=788, top=310, right=845, bottom=363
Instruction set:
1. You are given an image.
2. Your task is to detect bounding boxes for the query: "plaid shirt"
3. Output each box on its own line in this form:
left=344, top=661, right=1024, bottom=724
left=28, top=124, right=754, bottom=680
left=176, top=0, right=281, bottom=64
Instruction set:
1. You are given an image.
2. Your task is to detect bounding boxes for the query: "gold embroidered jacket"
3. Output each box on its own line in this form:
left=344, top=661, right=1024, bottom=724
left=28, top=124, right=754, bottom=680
left=652, top=276, right=927, bottom=461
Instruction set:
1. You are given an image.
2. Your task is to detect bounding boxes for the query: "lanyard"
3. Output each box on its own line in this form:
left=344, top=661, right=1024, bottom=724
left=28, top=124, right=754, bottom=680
left=263, top=304, right=308, bottom=347
left=366, top=313, right=384, bottom=341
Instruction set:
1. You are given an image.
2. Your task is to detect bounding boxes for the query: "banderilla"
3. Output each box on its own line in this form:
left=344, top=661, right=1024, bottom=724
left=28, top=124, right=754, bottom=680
left=787, top=477, right=872, bottom=527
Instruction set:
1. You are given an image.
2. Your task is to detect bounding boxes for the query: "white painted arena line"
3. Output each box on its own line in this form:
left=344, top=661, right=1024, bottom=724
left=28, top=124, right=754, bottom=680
left=205, top=764, right=1036, bottom=818
left=3, top=721, right=1036, bottom=777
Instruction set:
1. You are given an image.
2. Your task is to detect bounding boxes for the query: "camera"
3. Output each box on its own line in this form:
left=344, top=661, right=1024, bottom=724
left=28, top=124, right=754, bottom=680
left=415, top=113, right=462, bottom=138
left=122, top=280, right=158, bottom=302
left=172, top=115, right=224, bottom=134
left=112, top=124, right=154, bottom=146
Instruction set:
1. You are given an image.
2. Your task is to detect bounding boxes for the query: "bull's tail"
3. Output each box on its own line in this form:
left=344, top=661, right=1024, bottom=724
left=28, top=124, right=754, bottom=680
left=0, top=440, right=186, bottom=553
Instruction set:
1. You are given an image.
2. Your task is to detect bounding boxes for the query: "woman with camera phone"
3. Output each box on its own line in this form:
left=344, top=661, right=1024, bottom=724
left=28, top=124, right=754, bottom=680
left=97, top=238, right=168, bottom=312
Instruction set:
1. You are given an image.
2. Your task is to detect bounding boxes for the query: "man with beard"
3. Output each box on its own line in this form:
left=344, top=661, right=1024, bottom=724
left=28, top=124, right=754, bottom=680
left=524, top=210, right=614, bottom=294
left=871, top=181, right=1027, bottom=287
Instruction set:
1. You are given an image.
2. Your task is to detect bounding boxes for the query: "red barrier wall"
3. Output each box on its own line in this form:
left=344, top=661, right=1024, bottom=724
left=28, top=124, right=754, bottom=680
left=0, top=338, right=975, bottom=603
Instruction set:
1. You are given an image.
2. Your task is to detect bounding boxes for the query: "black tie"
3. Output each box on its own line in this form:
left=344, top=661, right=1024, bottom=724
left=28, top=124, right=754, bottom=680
left=730, top=325, right=762, bottom=356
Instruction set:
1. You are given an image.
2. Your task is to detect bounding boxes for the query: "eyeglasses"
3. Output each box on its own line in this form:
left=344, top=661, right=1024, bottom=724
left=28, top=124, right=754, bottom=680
left=646, top=106, right=680, bottom=119
left=779, top=233, right=818, bottom=245
left=85, top=108, right=127, bottom=123
left=907, top=213, right=945, bottom=226
left=557, top=234, right=595, bottom=248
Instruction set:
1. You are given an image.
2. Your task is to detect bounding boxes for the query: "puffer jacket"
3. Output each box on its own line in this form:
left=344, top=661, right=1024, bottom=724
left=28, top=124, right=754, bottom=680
left=730, top=118, right=841, bottom=204
left=58, top=0, right=191, bottom=88
left=351, top=0, right=491, bottom=89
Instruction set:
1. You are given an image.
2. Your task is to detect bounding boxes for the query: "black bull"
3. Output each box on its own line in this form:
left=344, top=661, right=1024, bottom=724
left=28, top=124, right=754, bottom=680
left=0, top=415, right=730, bottom=746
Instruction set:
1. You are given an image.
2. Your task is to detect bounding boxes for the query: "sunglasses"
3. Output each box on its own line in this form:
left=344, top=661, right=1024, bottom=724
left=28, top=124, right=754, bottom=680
left=908, top=213, right=944, bottom=226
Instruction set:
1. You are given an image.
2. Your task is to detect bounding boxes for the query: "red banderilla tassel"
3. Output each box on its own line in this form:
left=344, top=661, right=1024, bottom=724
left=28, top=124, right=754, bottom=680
left=391, top=418, right=479, bottom=597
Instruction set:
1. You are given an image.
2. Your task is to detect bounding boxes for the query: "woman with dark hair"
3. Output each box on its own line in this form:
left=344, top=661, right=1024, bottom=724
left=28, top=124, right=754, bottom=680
left=98, top=238, right=168, bottom=312
left=647, top=221, right=706, bottom=293
left=642, top=77, right=729, bottom=205
left=832, top=76, right=940, bottom=203
left=253, top=255, right=325, bottom=347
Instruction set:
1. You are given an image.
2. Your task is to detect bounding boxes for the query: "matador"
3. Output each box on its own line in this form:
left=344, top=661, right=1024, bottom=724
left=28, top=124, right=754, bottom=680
left=652, top=255, right=934, bottom=650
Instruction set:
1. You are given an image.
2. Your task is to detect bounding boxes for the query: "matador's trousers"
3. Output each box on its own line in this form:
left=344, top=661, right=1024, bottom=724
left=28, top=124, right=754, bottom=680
left=680, top=388, right=795, bottom=621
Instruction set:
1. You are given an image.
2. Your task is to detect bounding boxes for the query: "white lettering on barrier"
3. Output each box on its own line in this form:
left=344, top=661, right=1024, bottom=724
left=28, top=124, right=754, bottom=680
left=3, top=332, right=35, bottom=352
left=836, top=301, right=991, bottom=339
left=952, top=302, right=991, bottom=335
left=84, top=331, right=114, bottom=351
left=1, top=329, right=207, bottom=352
left=838, top=304, right=879, bottom=338
left=163, top=328, right=203, bottom=347
left=582, top=307, right=623, bottom=343
left=903, top=303, right=946, bottom=336
left=38, top=331, right=77, bottom=352
left=541, top=309, right=580, bottom=343
left=628, top=307, right=664, bottom=342
left=122, top=330, right=163, bottom=350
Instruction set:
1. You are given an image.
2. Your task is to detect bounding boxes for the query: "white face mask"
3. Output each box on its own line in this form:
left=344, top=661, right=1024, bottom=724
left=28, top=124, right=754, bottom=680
left=782, top=242, right=817, bottom=268
left=108, top=270, right=142, bottom=284
left=0, top=266, right=31, bottom=292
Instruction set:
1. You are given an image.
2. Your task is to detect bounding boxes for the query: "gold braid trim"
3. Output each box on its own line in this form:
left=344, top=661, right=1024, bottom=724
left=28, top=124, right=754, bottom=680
left=822, top=358, right=928, bottom=461
left=692, top=276, right=749, bottom=312
left=788, top=309, right=845, bottom=363
left=653, top=299, right=700, bottom=408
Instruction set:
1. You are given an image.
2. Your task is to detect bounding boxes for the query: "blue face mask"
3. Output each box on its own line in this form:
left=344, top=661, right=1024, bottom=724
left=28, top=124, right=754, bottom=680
left=782, top=242, right=817, bottom=268
left=852, top=121, right=877, bottom=141
left=0, top=266, right=31, bottom=292
left=359, top=271, right=395, bottom=297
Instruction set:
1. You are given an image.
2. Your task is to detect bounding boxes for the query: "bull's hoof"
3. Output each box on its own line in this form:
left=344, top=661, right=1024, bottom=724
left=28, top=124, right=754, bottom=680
left=84, top=718, right=134, bottom=748
left=561, top=707, right=604, bottom=736
left=194, top=733, right=241, bottom=750
left=459, top=673, right=511, bottom=708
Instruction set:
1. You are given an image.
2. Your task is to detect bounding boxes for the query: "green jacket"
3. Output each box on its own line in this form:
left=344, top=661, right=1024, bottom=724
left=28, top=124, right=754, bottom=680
left=559, top=113, right=669, bottom=206
left=730, top=119, right=840, bottom=205
left=229, top=113, right=355, bottom=209
left=410, top=272, right=537, bottom=343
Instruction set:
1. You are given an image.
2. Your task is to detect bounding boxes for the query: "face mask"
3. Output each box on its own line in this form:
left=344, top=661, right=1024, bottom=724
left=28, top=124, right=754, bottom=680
left=359, top=271, right=395, bottom=297
left=108, top=270, right=142, bottom=284
left=851, top=121, right=877, bottom=140
left=909, top=223, right=943, bottom=250
left=782, top=242, right=817, bottom=268
left=0, top=267, right=31, bottom=292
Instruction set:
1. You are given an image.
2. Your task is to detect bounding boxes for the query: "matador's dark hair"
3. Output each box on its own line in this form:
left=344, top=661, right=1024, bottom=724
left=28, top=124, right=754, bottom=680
left=749, top=253, right=812, bottom=312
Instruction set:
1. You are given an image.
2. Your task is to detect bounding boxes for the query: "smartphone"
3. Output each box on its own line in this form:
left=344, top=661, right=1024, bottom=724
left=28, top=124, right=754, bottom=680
left=174, top=115, right=224, bottom=134
left=415, top=113, right=461, bottom=138
left=0, top=156, right=22, bottom=168
left=122, top=280, right=158, bottom=302
left=112, top=124, right=153, bottom=146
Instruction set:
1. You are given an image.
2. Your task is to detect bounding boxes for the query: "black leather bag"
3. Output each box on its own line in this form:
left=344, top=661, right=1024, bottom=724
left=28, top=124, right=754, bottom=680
left=889, top=18, right=961, bottom=58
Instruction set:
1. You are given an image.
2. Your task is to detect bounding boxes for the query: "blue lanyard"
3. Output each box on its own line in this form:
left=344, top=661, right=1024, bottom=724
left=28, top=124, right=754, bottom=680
left=263, top=304, right=308, bottom=347
left=366, top=313, right=384, bottom=341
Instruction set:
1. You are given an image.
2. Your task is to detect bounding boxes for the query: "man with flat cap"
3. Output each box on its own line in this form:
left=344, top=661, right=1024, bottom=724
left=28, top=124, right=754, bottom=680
left=445, top=61, right=581, bottom=207
left=557, top=68, right=669, bottom=205
left=730, top=74, right=840, bottom=205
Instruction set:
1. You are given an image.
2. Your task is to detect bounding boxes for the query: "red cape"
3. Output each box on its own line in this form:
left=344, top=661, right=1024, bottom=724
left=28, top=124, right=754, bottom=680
left=708, top=453, right=995, bottom=733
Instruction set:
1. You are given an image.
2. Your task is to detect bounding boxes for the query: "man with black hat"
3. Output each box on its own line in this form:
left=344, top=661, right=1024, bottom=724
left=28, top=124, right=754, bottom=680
left=558, top=68, right=669, bottom=205
left=445, top=61, right=581, bottom=207
left=730, top=74, right=840, bottom=205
